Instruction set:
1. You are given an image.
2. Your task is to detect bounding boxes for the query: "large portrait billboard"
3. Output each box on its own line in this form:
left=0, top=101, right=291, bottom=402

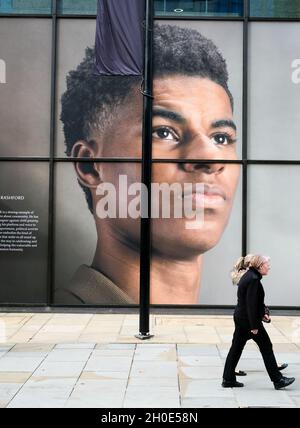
left=54, top=20, right=243, bottom=305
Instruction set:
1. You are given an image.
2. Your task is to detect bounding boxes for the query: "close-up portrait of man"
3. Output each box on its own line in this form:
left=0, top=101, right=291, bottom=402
left=55, top=23, right=241, bottom=306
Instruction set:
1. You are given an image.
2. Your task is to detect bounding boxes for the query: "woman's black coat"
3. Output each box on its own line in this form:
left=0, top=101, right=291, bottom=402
left=234, top=267, right=266, bottom=330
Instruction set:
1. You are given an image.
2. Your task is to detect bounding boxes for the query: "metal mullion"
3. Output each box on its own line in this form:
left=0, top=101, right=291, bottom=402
left=151, top=159, right=243, bottom=164
left=2, top=16, right=299, bottom=22
left=47, top=0, right=58, bottom=307
left=249, top=17, right=300, bottom=22
left=156, top=15, right=243, bottom=21
left=0, top=14, right=51, bottom=18
left=0, top=158, right=50, bottom=161
left=247, top=160, right=300, bottom=165
left=4, top=158, right=300, bottom=164
left=56, top=14, right=97, bottom=19
left=55, top=157, right=143, bottom=162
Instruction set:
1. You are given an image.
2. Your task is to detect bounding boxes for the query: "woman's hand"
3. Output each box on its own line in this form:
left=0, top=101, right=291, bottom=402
left=262, top=314, right=271, bottom=323
left=251, top=329, right=258, bottom=335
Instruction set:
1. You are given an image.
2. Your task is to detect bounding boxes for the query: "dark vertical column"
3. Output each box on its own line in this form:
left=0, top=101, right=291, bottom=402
left=242, top=0, right=249, bottom=256
left=136, top=0, right=154, bottom=340
left=47, top=0, right=58, bottom=306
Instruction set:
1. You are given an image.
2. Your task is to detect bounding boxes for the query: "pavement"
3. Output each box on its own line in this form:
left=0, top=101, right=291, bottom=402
left=0, top=311, right=299, bottom=408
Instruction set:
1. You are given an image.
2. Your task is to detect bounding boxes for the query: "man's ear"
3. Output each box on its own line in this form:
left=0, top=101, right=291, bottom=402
left=71, top=140, right=102, bottom=189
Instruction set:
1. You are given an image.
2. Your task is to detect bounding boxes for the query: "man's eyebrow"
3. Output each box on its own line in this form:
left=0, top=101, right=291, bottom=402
left=153, top=108, right=186, bottom=124
left=211, top=119, right=237, bottom=131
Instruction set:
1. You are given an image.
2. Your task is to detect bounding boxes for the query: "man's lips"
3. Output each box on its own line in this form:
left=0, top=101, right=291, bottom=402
left=182, top=184, right=226, bottom=206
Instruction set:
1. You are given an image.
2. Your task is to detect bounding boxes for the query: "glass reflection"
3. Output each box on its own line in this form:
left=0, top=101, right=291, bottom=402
left=56, top=0, right=243, bottom=17
left=57, top=0, right=97, bottom=15
left=0, top=0, right=51, bottom=14
left=250, top=0, right=300, bottom=18
left=155, top=0, right=243, bottom=16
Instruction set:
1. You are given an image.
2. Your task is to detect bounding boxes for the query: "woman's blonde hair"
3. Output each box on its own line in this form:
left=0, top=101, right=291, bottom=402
left=249, top=255, right=270, bottom=270
left=231, top=254, right=270, bottom=285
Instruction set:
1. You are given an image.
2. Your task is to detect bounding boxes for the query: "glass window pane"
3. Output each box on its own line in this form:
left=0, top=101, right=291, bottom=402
left=248, top=165, right=300, bottom=306
left=249, top=23, right=300, bottom=160
left=56, top=19, right=143, bottom=159
left=54, top=161, right=141, bottom=305
left=57, top=0, right=244, bottom=17
left=150, top=162, right=242, bottom=305
left=0, top=162, right=49, bottom=304
left=155, top=0, right=243, bottom=16
left=57, top=0, right=97, bottom=15
left=0, top=19, right=52, bottom=157
left=0, top=0, right=51, bottom=14
left=250, top=0, right=300, bottom=18
left=153, top=21, right=243, bottom=161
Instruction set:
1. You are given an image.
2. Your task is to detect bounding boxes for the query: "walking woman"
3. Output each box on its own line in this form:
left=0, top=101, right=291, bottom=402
left=222, top=255, right=295, bottom=390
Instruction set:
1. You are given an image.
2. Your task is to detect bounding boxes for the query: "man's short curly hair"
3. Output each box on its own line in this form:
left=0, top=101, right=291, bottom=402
left=61, top=24, right=233, bottom=213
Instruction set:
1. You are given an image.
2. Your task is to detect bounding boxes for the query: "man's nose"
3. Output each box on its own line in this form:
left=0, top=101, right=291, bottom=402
left=180, top=162, right=225, bottom=175
left=179, top=133, right=225, bottom=175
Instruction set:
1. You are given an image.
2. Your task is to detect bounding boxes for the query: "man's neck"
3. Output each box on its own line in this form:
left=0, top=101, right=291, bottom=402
left=92, top=226, right=202, bottom=304
left=150, top=254, right=203, bottom=304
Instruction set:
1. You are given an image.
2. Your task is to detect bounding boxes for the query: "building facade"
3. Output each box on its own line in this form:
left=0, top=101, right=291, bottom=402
left=0, top=1, right=300, bottom=308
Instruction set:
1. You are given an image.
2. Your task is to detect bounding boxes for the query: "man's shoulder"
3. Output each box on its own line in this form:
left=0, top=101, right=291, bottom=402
left=55, top=265, right=135, bottom=305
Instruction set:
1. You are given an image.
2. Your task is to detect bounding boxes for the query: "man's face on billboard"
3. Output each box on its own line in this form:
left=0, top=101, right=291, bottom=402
left=86, top=75, right=239, bottom=256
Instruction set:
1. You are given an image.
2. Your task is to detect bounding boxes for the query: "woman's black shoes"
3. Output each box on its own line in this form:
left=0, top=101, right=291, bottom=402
left=278, top=363, right=288, bottom=371
left=235, top=363, right=288, bottom=377
left=235, top=370, right=247, bottom=376
left=274, top=376, right=295, bottom=390
left=222, top=379, right=244, bottom=388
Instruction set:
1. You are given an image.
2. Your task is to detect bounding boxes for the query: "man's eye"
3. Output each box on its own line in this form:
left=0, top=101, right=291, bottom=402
left=152, top=127, right=179, bottom=143
left=212, top=133, right=236, bottom=146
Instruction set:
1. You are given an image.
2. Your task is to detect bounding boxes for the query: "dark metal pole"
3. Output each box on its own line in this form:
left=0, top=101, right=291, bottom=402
left=242, top=0, right=249, bottom=256
left=136, top=0, right=154, bottom=340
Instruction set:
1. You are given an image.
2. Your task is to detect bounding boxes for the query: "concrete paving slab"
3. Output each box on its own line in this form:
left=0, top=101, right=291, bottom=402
left=55, top=343, right=96, bottom=349
left=180, top=379, right=235, bottom=399
left=0, top=372, right=31, bottom=383
left=80, top=371, right=129, bottom=381
left=235, top=389, right=295, bottom=408
left=123, top=386, right=180, bottom=408
left=181, top=397, right=239, bottom=408
left=34, top=361, right=86, bottom=377
left=96, top=344, right=136, bottom=350
left=130, top=361, right=178, bottom=379
left=25, top=377, right=78, bottom=390
left=12, top=344, right=54, bottom=353
left=134, top=348, right=177, bottom=362
left=0, top=357, right=44, bottom=372
left=127, top=377, right=178, bottom=387
left=84, top=357, right=132, bottom=372
left=93, top=350, right=135, bottom=357
left=66, top=381, right=126, bottom=408
left=8, top=395, right=68, bottom=408
left=179, top=366, right=224, bottom=380
left=45, top=349, right=92, bottom=362
left=0, top=383, right=23, bottom=401
left=177, top=345, right=219, bottom=357
left=178, top=356, right=223, bottom=367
